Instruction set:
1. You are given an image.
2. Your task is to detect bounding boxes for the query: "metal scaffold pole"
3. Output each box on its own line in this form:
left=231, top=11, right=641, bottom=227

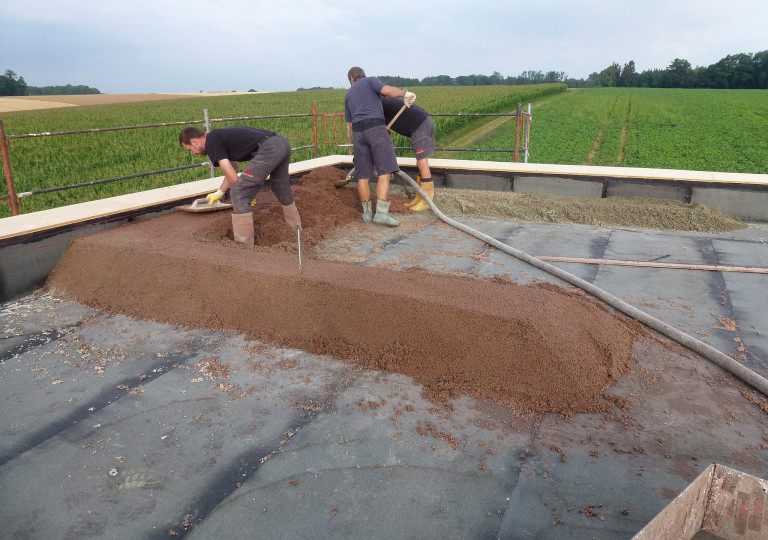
left=0, top=120, right=20, bottom=216
left=203, top=109, right=215, bottom=178
left=524, top=103, right=531, bottom=163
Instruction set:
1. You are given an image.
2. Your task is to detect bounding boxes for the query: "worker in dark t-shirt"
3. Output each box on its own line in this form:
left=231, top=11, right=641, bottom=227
left=179, top=126, right=300, bottom=247
left=381, top=97, right=436, bottom=211
left=344, top=66, right=415, bottom=226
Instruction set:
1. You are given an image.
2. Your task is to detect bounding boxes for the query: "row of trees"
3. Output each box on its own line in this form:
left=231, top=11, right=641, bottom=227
left=26, top=84, right=100, bottom=95
left=0, top=70, right=27, bottom=96
left=0, top=70, right=101, bottom=96
left=379, top=50, right=768, bottom=90
left=380, top=70, right=568, bottom=88
left=592, top=52, right=768, bottom=89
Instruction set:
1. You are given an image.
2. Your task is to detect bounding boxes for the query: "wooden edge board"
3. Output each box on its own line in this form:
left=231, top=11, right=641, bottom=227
left=0, top=156, right=351, bottom=240
left=2, top=155, right=767, bottom=241
left=423, top=158, right=768, bottom=185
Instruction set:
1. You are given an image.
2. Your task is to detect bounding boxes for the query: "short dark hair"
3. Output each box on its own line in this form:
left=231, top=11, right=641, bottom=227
left=179, top=126, right=205, bottom=145
left=347, top=67, right=366, bottom=82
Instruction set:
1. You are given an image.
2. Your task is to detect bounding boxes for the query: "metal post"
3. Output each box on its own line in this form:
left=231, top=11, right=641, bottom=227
left=203, top=109, right=215, bottom=178
left=524, top=103, right=532, bottom=164
left=0, top=120, right=20, bottom=216
left=513, top=103, right=521, bottom=162
left=312, top=105, right=319, bottom=159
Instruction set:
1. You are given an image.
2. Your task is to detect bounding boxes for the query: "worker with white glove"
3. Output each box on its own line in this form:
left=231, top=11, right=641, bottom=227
left=344, top=66, right=414, bottom=227
left=179, top=126, right=301, bottom=247
left=381, top=97, right=435, bottom=211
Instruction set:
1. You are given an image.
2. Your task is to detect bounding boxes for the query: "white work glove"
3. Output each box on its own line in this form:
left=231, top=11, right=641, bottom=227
left=403, top=91, right=416, bottom=107
left=206, top=189, right=225, bottom=205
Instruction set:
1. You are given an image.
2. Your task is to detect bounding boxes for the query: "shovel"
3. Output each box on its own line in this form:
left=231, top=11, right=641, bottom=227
left=386, top=103, right=407, bottom=131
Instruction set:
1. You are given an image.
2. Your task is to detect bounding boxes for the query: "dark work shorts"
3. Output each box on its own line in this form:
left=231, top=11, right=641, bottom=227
left=231, top=135, right=294, bottom=214
left=352, top=124, right=399, bottom=179
left=410, top=117, right=436, bottom=159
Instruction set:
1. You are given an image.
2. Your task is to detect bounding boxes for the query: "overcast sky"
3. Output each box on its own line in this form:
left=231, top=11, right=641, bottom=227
left=2, top=0, right=766, bottom=94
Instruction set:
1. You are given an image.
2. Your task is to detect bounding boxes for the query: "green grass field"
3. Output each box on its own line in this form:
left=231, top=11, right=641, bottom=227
left=451, top=88, right=768, bottom=174
left=0, top=85, right=561, bottom=217
left=2, top=85, right=766, bottom=218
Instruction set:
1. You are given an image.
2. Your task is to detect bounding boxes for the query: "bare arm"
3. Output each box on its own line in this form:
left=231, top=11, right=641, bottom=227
left=217, top=159, right=239, bottom=191
left=380, top=85, right=407, bottom=98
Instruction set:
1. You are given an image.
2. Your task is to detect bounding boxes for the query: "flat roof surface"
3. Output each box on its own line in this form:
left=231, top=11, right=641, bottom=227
left=2, top=212, right=768, bottom=539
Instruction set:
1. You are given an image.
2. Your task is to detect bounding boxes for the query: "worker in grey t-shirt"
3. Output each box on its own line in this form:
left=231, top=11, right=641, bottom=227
left=344, top=66, right=415, bottom=227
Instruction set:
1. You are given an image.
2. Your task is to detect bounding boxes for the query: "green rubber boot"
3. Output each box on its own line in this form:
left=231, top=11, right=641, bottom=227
left=361, top=200, right=372, bottom=222
left=373, top=199, right=400, bottom=227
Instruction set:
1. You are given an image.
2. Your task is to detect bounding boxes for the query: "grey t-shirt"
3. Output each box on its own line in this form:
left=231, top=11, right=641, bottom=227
left=344, top=76, right=386, bottom=124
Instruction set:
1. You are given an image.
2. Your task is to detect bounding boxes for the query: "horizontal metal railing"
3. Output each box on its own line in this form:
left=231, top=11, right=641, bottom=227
left=1, top=105, right=530, bottom=216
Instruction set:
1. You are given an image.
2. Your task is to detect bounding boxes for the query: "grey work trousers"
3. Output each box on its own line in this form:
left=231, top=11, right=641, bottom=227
left=230, top=135, right=294, bottom=214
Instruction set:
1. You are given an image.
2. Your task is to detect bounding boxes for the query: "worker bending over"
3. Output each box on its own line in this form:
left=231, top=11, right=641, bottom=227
left=179, top=126, right=301, bottom=247
left=381, top=96, right=436, bottom=211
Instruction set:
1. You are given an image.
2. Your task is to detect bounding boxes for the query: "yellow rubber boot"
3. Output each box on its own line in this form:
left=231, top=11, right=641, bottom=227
left=404, top=176, right=422, bottom=207
left=409, top=180, right=434, bottom=211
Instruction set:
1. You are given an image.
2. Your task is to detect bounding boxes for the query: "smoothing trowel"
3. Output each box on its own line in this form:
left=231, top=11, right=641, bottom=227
left=176, top=198, right=233, bottom=213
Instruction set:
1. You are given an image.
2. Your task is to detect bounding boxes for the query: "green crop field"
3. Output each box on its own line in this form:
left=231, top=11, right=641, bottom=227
left=451, top=87, right=768, bottom=174
left=2, top=85, right=767, bottom=218
left=0, top=84, right=561, bottom=217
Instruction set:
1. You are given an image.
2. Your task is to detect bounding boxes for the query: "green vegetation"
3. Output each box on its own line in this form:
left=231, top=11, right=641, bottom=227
left=0, top=69, right=100, bottom=96
left=1, top=85, right=560, bottom=217
left=592, top=53, right=768, bottom=89
left=3, top=85, right=766, bottom=219
left=450, top=88, right=768, bottom=174
left=379, top=50, right=768, bottom=89
left=0, top=70, right=27, bottom=96
left=26, top=84, right=101, bottom=95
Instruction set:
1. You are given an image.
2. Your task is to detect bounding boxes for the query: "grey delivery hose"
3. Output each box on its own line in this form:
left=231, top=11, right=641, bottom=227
left=396, top=171, right=768, bottom=397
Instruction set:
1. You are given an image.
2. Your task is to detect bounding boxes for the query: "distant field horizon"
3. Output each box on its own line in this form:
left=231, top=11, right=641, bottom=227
left=0, top=92, right=275, bottom=113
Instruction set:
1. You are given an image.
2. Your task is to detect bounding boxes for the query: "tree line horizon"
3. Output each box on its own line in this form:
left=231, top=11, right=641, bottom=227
left=2, top=50, right=767, bottom=97
left=0, top=71, right=100, bottom=96
left=374, top=50, right=768, bottom=90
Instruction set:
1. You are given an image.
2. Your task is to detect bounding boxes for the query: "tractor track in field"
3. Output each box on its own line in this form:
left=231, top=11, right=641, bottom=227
left=584, top=95, right=632, bottom=166
left=433, top=115, right=515, bottom=158
left=433, top=91, right=568, bottom=159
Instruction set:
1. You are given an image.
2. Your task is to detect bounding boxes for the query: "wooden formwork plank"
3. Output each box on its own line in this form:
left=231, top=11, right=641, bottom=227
left=634, top=464, right=768, bottom=539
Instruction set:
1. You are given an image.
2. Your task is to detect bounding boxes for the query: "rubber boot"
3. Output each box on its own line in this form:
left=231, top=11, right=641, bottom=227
left=231, top=212, right=255, bottom=247
left=409, top=180, right=434, bottom=212
left=282, top=202, right=301, bottom=230
left=361, top=200, right=373, bottom=222
left=404, top=176, right=422, bottom=207
left=372, top=199, right=400, bottom=227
